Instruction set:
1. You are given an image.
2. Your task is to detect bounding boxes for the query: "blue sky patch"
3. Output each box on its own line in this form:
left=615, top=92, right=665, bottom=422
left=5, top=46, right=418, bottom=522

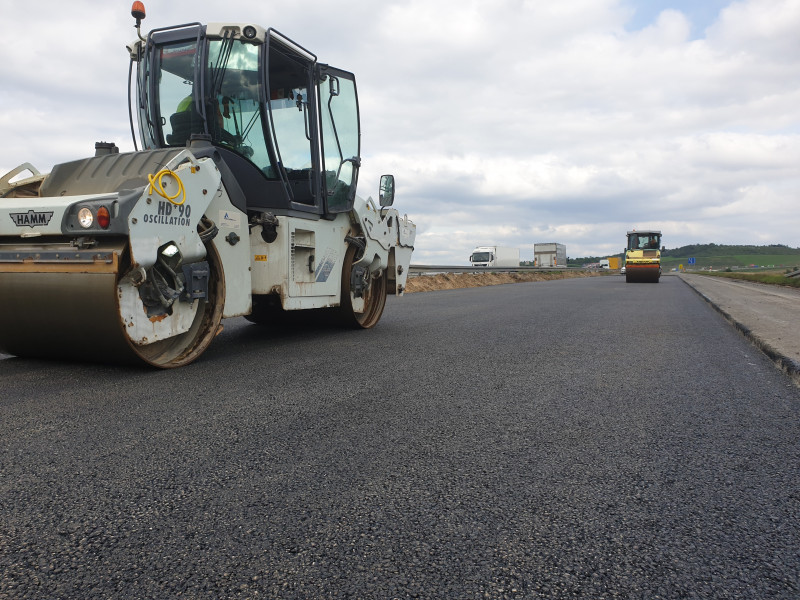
left=624, top=0, right=731, bottom=39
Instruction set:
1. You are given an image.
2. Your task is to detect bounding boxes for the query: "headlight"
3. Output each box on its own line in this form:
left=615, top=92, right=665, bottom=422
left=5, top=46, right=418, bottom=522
left=78, top=207, right=94, bottom=228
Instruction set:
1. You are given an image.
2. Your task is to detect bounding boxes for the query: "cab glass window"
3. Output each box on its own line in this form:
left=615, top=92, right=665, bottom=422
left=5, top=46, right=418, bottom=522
left=319, top=73, right=359, bottom=213
left=207, top=40, right=271, bottom=173
left=266, top=45, right=314, bottom=181
left=157, top=41, right=201, bottom=146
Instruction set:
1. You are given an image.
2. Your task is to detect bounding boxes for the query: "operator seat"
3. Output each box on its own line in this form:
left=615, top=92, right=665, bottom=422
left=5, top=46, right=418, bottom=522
left=166, top=110, right=203, bottom=146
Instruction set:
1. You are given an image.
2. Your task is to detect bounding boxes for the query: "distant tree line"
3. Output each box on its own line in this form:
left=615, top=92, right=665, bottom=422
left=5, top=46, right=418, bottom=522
left=661, top=243, right=799, bottom=257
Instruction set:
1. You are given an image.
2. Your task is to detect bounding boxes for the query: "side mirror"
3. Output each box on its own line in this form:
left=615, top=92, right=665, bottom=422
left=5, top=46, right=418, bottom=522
left=379, top=174, right=395, bottom=207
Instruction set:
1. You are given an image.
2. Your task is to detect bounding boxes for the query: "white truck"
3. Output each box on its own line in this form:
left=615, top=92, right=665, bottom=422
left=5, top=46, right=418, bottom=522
left=469, top=246, right=519, bottom=268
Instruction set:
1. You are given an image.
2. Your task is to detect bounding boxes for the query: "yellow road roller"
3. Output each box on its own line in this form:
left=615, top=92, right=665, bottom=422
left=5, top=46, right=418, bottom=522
left=625, top=230, right=662, bottom=283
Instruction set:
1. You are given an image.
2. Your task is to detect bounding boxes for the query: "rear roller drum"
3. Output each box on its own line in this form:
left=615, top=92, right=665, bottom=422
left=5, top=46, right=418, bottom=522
left=338, top=243, right=387, bottom=329
left=244, top=243, right=388, bottom=330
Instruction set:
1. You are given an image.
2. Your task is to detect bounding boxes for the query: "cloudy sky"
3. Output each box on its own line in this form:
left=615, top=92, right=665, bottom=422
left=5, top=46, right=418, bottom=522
left=1, top=0, right=798, bottom=263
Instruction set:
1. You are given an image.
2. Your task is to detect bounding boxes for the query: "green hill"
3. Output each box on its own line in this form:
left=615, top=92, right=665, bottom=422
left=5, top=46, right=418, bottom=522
left=662, top=243, right=799, bottom=258
left=571, top=244, right=800, bottom=271
left=661, top=244, right=800, bottom=270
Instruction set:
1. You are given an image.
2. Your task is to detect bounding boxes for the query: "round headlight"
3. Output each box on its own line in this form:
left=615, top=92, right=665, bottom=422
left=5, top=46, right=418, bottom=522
left=243, top=25, right=257, bottom=39
left=78, top=207, right=94, bottom=228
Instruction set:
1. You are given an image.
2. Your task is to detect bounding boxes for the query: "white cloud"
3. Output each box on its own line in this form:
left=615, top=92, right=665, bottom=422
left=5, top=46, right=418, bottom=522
left=707, top=0, right=800, bottom=60
left=1, top=0, right=798, bottom=263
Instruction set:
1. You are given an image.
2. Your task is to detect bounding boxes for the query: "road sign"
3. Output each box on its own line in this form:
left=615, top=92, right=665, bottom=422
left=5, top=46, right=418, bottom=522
left=688, top=257, right=696, bottom=265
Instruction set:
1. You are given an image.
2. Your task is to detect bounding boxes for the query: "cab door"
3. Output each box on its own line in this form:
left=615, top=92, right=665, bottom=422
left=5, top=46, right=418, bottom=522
left=317, top=66, right=360, bottom=215
left=285, top=67, right=360, bottom=303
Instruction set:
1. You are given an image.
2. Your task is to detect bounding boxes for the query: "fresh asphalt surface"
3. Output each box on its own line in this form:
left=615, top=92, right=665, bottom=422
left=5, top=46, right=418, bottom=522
left=1, top=275, right=799, bottom=598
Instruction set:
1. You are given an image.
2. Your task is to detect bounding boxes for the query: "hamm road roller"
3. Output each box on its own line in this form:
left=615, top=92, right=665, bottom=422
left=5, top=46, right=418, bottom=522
left=625, top=230, right=662, bottom=283
left=0, top=5, right=416, bottom=367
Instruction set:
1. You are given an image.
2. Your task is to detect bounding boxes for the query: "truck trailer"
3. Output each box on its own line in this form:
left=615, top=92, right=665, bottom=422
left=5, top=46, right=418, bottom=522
left=469, top=246, right=519, bottom=268
left=534, top=243, right=566, bottom=268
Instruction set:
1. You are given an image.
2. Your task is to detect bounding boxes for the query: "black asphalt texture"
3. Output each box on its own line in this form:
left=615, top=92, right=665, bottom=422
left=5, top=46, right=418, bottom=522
left=1, top=275, right=799, bottom=598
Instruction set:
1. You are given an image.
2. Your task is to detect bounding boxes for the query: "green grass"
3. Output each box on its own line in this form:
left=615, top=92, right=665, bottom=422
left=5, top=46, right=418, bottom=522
left=661, top=254, right=800, bottom=270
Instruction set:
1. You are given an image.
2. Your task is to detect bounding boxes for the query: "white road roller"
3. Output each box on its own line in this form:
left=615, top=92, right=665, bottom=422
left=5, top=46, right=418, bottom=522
left=0, top=5, right=415, bottom=367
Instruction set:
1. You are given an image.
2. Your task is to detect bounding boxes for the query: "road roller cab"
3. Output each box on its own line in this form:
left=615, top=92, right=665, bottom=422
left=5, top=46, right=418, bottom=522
left=625, top=230, right=662, bottom=283
left=0, top=5, right=416, bottom=367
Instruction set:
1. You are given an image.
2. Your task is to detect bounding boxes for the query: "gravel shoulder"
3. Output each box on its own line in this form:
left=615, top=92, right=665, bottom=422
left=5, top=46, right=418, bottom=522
left=404, top=270, right=602, bottom=293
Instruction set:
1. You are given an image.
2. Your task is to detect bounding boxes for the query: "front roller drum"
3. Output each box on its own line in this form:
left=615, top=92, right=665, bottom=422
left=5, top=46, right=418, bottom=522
left=0, top=245, right=224, bottom=368
left=625, top=265, right=660, bottom=283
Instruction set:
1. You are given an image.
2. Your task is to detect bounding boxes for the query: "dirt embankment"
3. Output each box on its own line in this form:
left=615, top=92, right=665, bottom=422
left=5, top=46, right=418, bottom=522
left=404, top=270, right=603, bottom=293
